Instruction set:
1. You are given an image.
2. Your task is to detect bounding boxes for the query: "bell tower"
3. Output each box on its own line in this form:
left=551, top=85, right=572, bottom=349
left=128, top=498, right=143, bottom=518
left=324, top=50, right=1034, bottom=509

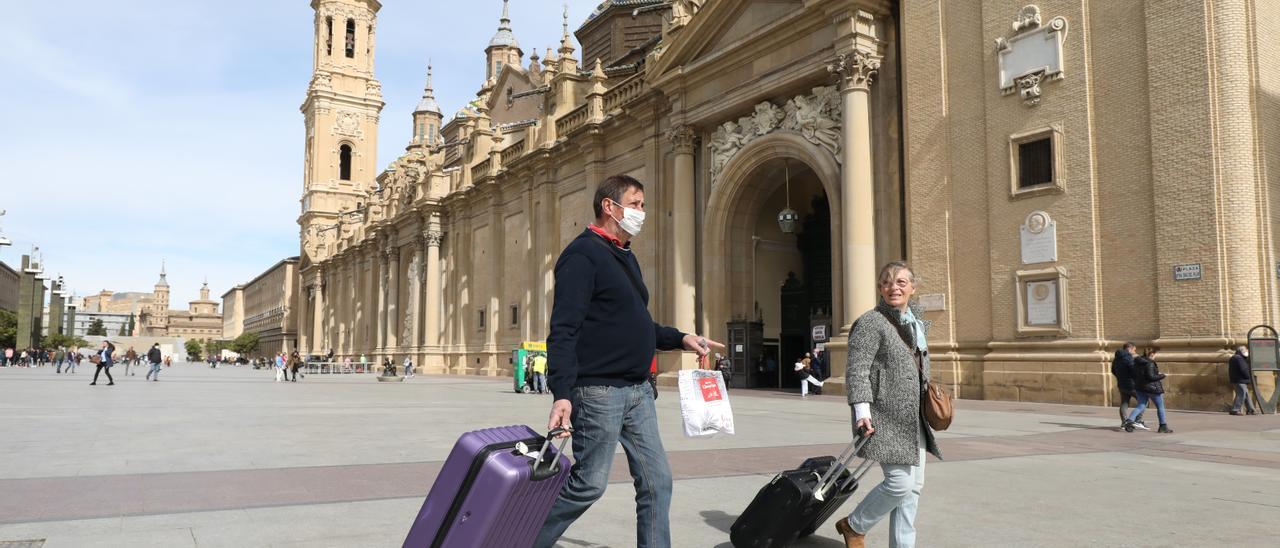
left=299, top=0, right=384, bottom=267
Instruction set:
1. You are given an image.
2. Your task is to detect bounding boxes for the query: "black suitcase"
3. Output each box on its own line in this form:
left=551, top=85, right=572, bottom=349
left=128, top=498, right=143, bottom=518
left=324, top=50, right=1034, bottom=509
left=730, top=435, right=874, bottom=548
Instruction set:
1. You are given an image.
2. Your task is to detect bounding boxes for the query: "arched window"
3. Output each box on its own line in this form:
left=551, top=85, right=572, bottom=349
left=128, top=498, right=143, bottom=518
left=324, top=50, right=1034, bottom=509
left=339, top=144, right=352, bottom=180
left=345, top=19, right=356, bottom=58
left=325, top=17, right=333, bottom=56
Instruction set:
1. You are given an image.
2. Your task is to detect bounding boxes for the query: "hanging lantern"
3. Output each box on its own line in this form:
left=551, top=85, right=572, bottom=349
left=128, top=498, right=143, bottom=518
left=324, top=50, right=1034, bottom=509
left=777, top=160, right=799, bottom=234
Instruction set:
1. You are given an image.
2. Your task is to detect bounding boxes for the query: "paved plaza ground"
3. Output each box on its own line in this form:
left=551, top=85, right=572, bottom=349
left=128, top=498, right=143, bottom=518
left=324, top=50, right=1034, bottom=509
left=0, top=363, right=1277, bottom=547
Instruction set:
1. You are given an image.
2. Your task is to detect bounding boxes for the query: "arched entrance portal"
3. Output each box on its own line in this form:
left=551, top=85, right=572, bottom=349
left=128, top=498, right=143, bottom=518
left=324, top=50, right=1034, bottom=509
left=703, top=133, right=844, bottom=390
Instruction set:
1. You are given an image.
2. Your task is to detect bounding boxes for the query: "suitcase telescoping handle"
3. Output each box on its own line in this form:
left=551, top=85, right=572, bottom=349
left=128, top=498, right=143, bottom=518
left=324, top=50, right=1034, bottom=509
left=813, top=428, right=875, bottom=502
left=532, top=427, right=572, bottom=479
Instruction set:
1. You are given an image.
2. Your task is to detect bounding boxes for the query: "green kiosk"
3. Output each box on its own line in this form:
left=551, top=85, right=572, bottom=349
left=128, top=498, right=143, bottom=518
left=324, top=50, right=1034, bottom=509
left=513, top=341, right=546, bottom=393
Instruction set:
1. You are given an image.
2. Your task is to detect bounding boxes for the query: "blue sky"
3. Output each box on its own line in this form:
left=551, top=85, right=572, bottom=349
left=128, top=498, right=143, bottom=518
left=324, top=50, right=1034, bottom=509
left=0, top=0, right=600, bottom=306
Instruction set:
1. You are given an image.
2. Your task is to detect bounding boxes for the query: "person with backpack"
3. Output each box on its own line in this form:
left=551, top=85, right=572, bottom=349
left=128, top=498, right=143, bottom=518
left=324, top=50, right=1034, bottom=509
left=145, top=343, right=163, bottom=381
left=1110, top=342, right=1146, bottom=430
left=90, top=340, right=115, bottom=386
left=1125, top=347, right=1172, bottom=433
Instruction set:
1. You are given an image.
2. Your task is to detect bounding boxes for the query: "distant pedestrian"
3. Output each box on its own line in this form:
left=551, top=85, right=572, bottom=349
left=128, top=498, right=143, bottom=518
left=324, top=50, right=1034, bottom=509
left=531, top=352, right=548, bottom=394
left=145, top=343, right=163, bottom=381
left=90, top=340, right=115, bottom=386
left=403, top=355, right=415, bottom=379
left=1228, top=346, right=1256, bottom=415
left=125, top=347, right=138, bottom=376
left=67, top=350, right=80, bottom=374
left=795, top=353, right=824, bottom=397
left=274, top=353, right=286, bottom=382
left=359, top=353, right=368, bottom=373
left=54, top=348, right=66, bottom=373
left=3, top=347, right=11, bottom=366
left=1111, top=343, right=1145, bottom=429
left=1125, top=347, right=1172, bottom=433
left=288, top=351, right=302, bottom=382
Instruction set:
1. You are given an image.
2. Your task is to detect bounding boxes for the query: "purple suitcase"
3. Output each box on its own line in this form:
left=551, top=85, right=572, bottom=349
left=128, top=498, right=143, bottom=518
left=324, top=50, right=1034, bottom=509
left=403, top=425, right=572, bottom=548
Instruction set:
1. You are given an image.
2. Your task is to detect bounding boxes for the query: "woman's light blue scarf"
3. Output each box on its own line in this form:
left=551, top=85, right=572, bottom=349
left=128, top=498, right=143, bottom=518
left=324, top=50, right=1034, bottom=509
left=899, top=306, right=928, bottom=353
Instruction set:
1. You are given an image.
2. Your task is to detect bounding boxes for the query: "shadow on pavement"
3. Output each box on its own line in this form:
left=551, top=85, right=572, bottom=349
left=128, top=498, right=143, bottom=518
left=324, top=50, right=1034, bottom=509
left=701, top=510, right=736, bottom=533
left=1039, top=421, right=1122, bottom=431
left=704, top=510, right=845, bottom=548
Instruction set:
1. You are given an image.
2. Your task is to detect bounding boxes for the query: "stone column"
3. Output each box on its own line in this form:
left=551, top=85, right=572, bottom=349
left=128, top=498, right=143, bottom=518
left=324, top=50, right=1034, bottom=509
left=386, top=245, right=401, bottom=353
left=311, top=273, right=325, bottom=356
left=829, top=47, right=882, bottom=332
left=375, top=248, right=387, bottom=354
left=669, top=125, right=699, bottom=369
left=820, top=11, right=883, bottom=397
left=408, top=237, right=424, bottom=352
left=424, top=229, right=443, bottom=350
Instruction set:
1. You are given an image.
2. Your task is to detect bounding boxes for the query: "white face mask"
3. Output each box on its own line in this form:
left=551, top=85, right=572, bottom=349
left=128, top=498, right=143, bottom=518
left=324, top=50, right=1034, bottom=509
left=610, top=199, right=646, bottom=236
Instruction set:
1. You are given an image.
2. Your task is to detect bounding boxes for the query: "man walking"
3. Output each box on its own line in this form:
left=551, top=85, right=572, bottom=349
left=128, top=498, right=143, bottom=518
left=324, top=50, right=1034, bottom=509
left=145, top=343, right=163, bottom=381
left=1111, top=342, right=1146, bottom=430
left=535, top=175, right=724, bottom=548
left=54, top=347, right=66, bottom=373
left=1229, top=345, right=1256, bottom=415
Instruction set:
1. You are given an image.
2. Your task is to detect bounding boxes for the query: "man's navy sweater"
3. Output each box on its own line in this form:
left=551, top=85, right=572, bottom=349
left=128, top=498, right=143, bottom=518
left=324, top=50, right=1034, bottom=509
left=547, top=229, right=686, bottom=400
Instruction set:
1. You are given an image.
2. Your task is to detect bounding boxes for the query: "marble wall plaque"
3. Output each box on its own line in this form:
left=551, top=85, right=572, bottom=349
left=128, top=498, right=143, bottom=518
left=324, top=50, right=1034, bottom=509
left=1020, top=211, right=1057, bottom=264
left=919, top=293, right=946, bottom=312
left=1026, top=279, right=1058, bottom=326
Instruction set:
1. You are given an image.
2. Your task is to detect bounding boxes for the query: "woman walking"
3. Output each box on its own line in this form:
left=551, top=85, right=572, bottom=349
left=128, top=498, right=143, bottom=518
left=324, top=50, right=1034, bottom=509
left=90, top=341, right=115, bottom=386
left=288, top=351, right=302, bottom=382
left=836, top=261, right=942, bottom=548
left=1125, top=347, right=1173, bottom=433
left=795, top=352, right=825, bottom=397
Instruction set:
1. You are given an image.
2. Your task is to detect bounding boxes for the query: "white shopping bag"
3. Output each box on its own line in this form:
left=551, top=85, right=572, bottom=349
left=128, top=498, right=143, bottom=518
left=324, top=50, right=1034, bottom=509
left=677, top=369, right=735, bottom=437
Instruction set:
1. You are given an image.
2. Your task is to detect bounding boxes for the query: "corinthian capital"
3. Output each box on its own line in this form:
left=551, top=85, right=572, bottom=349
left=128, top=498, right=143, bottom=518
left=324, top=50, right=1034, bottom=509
left=423, top=230, right=444, bottom=247
left=827, top=50, right=881, bottom=92
left=667, top=125, right=697, bottom=154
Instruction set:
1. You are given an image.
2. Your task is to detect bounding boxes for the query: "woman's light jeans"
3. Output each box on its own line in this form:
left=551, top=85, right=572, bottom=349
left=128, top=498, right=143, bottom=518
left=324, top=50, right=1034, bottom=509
left=799, top=375, right=824, bottom=396
left=847, top=421, right=926, bottom=548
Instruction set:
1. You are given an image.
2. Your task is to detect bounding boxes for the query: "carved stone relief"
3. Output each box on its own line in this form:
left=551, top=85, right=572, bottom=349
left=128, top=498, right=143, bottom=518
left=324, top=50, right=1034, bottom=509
left=334, top=111, right=363, bottom=138
left=995, top=5, right=1068, bottom=107
left=707, top=86, right=842, bottom=188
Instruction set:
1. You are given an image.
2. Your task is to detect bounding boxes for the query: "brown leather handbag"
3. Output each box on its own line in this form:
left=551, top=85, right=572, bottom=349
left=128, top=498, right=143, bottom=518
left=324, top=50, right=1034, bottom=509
left=922, top=378, right=953, bottom=431
left=881, top=310, right=954, bottom=431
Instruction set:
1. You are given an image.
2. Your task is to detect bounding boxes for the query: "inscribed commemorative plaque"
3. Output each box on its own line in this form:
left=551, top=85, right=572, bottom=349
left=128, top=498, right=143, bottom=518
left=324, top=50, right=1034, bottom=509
left=1026, top=279, right=1058, bottom=326
left=1020, top=211, right=1057, bottom=264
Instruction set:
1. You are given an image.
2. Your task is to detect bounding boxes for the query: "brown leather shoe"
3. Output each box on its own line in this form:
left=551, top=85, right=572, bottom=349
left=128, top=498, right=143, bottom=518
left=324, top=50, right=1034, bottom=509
left=835, top=517, right=866, bottom=548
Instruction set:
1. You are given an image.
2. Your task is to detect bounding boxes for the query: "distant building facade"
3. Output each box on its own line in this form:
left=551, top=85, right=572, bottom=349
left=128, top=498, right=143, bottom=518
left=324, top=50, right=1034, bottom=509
left=0, top=260, right=18, bottom=313
left=221, top=286, right=244, bottom=340
left=223, top=257, right=300, bottom=358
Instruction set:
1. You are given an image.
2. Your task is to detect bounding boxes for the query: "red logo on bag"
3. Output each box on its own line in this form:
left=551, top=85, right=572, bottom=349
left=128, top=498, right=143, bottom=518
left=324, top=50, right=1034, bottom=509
left=699, top=377, right=722, bottom=402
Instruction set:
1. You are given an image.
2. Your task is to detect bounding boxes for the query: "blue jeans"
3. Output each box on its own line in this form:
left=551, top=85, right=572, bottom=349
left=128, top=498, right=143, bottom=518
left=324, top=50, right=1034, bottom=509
left=847, top=423, right=927, bottom=548
left=1128, top=391, right=1167, bottom=424
left=147, top=363, right=161, bottom=379
left=1232, top=383, right=1256, bottom=413
left=535, top=382, right=672, bottom=548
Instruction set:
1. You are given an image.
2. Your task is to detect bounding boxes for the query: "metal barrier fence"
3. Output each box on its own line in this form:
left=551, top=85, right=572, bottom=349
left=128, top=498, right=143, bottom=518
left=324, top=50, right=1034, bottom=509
left=301, top=361, right=376, bottom=375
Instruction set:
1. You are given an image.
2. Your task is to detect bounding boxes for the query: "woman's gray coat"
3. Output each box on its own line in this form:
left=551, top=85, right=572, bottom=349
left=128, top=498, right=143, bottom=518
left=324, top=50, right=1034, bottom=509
left=845, top=301, right=942, bottom=466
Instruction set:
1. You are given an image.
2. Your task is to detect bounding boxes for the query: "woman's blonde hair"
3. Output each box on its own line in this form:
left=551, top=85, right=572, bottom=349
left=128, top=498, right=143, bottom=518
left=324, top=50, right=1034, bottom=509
left=878, top=261, right=918, bottom=287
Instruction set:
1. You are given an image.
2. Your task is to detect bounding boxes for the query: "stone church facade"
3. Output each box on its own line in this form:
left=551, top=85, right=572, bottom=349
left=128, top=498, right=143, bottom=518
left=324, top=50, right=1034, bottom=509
left=296, top=0, right=1280, bottom=410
